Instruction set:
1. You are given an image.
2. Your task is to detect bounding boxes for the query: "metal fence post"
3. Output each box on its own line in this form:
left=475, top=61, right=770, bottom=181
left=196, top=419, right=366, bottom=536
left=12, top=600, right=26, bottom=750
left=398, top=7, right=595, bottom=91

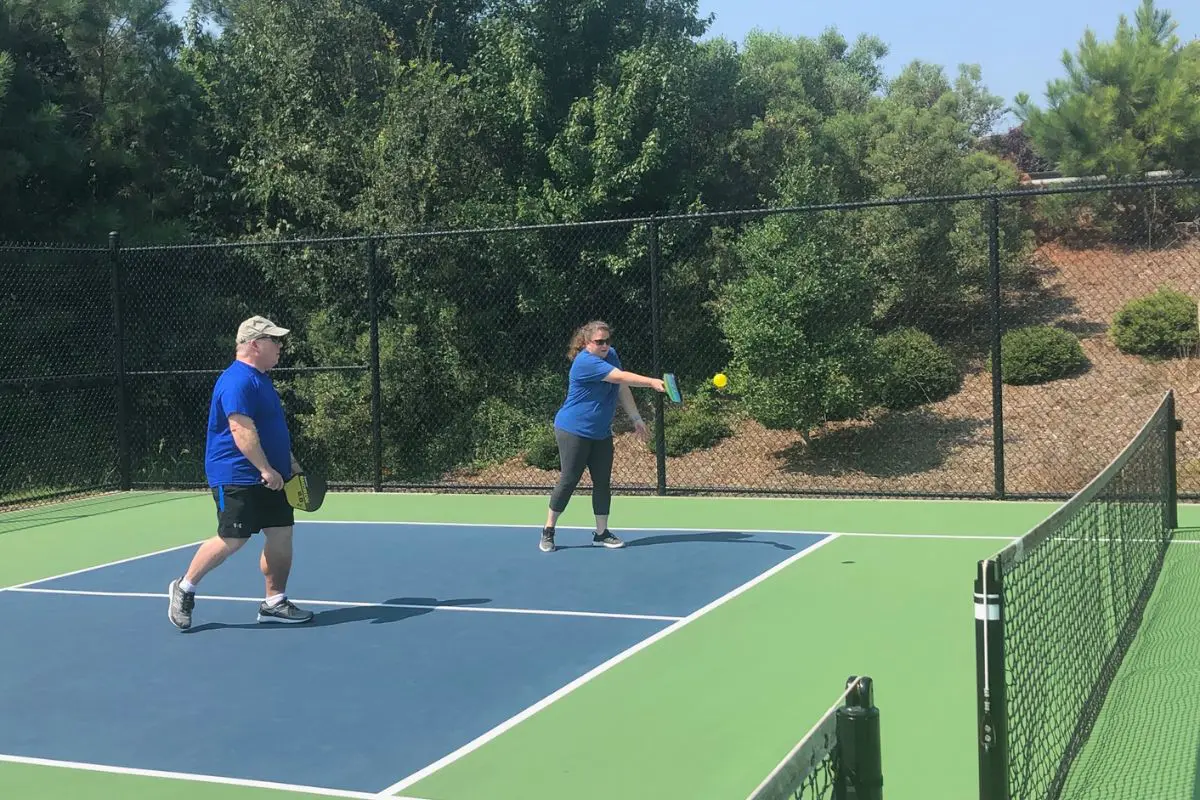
left=648, top=216, right=666, bottom=495
left=988, top=198, right=1005, bottom=500
left=109, top=231, right=131, bottom=491
left=367, top=237, right=383, bottom=492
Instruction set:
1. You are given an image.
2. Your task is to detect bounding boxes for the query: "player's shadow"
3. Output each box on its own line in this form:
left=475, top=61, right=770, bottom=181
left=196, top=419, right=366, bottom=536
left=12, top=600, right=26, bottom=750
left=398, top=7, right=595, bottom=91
left=184, top=596, right=492, bottom=633
left=555, top=531, right=796, bottom=551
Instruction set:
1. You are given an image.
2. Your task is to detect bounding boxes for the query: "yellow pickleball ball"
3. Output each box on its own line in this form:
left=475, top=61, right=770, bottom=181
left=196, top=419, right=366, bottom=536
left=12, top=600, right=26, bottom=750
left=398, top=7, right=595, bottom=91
left=713, top=372, right=728, bottom=389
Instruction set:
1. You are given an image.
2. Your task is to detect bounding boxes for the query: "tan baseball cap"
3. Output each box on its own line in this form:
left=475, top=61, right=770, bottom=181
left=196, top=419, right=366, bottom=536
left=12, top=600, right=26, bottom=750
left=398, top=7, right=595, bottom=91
left=236, top=315, right=290, bottom=344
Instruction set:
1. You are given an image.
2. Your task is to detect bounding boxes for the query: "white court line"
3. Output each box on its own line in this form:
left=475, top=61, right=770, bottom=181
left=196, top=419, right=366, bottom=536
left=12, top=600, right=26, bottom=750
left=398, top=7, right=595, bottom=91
left=0, top=538, right=206, bottom=592
left=374, top=533, right=841, bottom=797
left=332, top=490, right=1060, bottom=506
left=300, top=519, right=1021, bottom=541
left=0, top=525, right=1009, bottom=597
left=0, top=753, right=426, bottom=800
left=4, top=587, right=684, bottom=623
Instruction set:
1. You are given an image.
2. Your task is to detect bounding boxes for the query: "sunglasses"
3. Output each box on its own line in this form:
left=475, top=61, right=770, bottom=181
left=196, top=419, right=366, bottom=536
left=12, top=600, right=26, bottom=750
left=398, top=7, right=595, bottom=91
left=592, top=337, right=610, bottom=345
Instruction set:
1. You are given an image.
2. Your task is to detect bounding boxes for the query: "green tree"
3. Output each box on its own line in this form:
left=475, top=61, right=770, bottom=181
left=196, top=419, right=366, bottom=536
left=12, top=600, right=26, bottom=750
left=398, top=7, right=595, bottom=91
left=0, top=0, right=89, bottom=241
left=64, top=0, right=207, bottom=240
left=830, top=60, right=1023, bottom=325
left=0, top=0, right=202, bottom=242
left=718, top=155, right=878, bottom=438
left=186, top=0, right=390, bottom=235
left=1014, top=0, right=1200, bottom=177
left=467, top=0, right=727, bottom=221
left=732, top=28, right=888, bottom=205
left=543, top=38, right=751, bottom=220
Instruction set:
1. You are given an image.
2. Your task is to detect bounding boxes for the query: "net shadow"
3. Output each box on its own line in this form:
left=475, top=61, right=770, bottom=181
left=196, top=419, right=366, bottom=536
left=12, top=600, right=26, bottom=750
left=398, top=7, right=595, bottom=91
left=0, top=491, right=200, bottom=536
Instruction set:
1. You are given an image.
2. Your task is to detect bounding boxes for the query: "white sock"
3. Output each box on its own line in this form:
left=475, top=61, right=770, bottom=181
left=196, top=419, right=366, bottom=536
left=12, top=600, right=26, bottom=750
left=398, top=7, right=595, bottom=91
left=264, top=593, right=286, bottom=607
left=180, top=578, right=197, bottom=593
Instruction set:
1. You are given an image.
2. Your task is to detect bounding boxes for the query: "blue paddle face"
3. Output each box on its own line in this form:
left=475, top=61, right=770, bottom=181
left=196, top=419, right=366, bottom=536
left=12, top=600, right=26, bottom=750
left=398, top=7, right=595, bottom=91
left=663, top=373, right=682, bottom=403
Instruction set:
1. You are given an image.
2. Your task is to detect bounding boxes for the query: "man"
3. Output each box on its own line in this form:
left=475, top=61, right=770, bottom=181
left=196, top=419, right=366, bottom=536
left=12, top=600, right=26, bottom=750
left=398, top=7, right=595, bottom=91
left=167, top=315, right=314, bottom=630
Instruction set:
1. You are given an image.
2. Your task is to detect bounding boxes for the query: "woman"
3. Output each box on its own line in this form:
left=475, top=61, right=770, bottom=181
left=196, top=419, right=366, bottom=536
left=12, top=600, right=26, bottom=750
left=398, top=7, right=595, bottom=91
left=540, top=320, right=665, bottom=552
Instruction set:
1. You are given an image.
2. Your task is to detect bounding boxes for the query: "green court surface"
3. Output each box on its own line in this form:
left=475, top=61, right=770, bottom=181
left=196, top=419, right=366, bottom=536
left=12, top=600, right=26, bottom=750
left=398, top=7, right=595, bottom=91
left=1, top=492, right=1197, bottom=800
left=1058, top=526, right=1200, bottom=800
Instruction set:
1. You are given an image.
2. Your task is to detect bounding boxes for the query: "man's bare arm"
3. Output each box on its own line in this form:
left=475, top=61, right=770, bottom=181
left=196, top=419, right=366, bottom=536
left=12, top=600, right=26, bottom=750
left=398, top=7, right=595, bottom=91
left=228, top=413, right=275, bottom=476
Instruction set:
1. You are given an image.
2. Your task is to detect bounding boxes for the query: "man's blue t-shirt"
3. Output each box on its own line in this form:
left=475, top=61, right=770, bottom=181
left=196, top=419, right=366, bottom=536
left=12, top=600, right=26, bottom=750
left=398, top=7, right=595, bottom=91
left=204, top=361, right=293, bottom=487
left=554, top=347, right=622, bottom=440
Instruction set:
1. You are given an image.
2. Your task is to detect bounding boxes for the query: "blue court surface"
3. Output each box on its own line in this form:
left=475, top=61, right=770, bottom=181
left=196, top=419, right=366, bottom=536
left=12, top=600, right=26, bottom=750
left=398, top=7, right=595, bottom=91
left=0, top=522, right=825, bottom=794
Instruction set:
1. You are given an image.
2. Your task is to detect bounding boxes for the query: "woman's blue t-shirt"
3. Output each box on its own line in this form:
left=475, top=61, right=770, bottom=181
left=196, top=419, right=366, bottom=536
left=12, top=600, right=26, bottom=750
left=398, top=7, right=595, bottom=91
left=553, top=348, right=621, bottom=440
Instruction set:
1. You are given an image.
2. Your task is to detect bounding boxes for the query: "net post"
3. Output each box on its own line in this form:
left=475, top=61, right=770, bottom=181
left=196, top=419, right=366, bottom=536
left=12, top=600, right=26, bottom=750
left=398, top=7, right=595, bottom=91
left=834, top=675, right=882, bottom=800
left=975, top=558, right=1008, bottom=800
left=1164, top=389, right=1178, bottom=530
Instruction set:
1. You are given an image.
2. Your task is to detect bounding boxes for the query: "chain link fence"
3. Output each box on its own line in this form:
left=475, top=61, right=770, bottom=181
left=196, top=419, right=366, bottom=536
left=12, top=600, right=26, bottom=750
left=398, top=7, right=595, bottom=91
left=3, top=177, right=1199, bottom=509
left=0, top=243, right=118, bottom=506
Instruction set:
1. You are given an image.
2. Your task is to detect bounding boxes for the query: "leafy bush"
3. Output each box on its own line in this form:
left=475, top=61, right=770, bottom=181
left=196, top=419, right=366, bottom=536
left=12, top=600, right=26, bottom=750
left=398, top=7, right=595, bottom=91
left=1029, top=194, right=1116, bottom=246
left=646, top=389, right=733, bottom=457
left=468, top=397, right=536, bottom=467
left=718, top=197, right=877, bottom=434
left=994, top=326, right=1089, bottom=385
left=1110, top=287, right=1200, bottom=357
left=523, top=425, right=560, bottom=471
left=465, top=367, right=568, bottom=470
left=872, top=327, right=960, bottom=410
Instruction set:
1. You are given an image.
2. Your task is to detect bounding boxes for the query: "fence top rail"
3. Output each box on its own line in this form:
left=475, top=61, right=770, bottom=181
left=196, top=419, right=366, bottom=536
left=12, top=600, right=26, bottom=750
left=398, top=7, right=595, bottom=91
left=112, top=215, right=653, bottom=254
left=653, top=174, right=1200, bottom=223
left=4, top=174, right=1196, bottom=253
left=0, top=243, right=108, bottom=253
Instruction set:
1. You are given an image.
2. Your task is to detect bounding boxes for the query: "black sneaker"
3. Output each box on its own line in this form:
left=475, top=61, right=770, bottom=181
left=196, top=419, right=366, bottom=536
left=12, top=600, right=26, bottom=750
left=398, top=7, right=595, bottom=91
left=167, top=577, right=195, bottom=630
left=256, top=598, right=314, bottom=624
left=593, top=529, right=625, bottom=549
left=539, top=527, right=556, bottom=552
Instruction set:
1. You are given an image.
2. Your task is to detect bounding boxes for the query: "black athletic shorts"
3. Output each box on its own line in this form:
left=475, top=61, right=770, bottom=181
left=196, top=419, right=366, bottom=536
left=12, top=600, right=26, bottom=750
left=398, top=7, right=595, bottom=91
left=211, top=483, right=294, bottom=539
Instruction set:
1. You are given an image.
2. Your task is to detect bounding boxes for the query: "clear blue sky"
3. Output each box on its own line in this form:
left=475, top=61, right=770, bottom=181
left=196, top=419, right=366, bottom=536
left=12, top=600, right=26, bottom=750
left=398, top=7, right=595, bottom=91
left=168, top=0, right=1197, bottom=129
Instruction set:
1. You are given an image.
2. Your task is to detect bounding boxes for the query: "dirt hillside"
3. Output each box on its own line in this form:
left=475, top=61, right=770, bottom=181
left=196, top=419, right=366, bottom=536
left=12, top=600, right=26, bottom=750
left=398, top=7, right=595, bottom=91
left=447, top=235, right=1200, bottom=499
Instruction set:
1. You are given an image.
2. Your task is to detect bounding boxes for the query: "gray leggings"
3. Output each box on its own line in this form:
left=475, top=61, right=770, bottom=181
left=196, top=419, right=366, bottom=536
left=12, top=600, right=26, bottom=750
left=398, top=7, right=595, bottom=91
left=549, top=428, right=614, bottom=516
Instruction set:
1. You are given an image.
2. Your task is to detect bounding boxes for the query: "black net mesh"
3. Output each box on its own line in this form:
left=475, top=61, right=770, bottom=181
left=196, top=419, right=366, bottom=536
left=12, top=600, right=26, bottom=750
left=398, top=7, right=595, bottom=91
left=0, top=244, right=116, bottom=506
left=372, top=220, right=651, bottom=491
left=2, top=179, right=1198, bottom=506
left=656, top=200, right=1000, bottom=497
left=119, top=238, right=371, bottom=489
left=746, top=678, right=875, bottom=800
left=758, top=737, right=836, bottom=800
left=997, top=183, right=1200, bottom=499
left=990, top=392, right=1174, bottom=800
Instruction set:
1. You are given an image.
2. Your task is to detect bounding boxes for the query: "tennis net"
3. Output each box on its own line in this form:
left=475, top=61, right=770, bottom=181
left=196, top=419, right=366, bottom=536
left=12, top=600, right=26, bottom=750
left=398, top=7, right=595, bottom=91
left=745, top=675, right=882, bottom=800
left=974, top=389, right=1179, bottom=800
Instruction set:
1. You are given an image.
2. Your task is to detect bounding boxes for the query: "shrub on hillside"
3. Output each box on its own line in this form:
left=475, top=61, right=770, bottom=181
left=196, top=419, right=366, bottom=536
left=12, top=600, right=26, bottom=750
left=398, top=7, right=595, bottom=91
left=1110, top=287, right=1200, bottom=357
left=994, top=325, right=1089, bottom=385
left=646, top=389, right=733, bottom=457
left=872, top=327, right=960, bottom=410
left=523, top=425, right=560, bottom=471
